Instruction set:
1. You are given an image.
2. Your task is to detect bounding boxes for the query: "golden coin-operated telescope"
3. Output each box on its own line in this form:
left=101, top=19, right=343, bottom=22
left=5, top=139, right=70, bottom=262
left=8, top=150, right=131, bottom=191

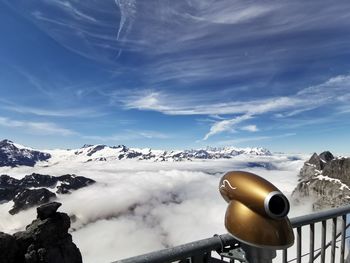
left=219, top=171, right=294, bottom=262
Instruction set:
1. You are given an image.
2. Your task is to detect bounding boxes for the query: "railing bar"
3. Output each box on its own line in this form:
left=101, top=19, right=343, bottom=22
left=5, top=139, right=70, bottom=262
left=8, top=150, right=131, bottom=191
left=113, top=234, right=238, bottom=263
left=115, top=205, right=350, bottom=263
left=340, top=215, right=346, bottom=263
left=288, top=251, right=313, bottom=263
left=331, top=217, right=337, bottom=263
left=287, top=235, right=350, bottom=263
left=309, top=223, right=314, bottom=263
left=313, top=222, right=350, bottom=261
left=291, top=205, right=350, bottom=228
left=297, top=227, right=302, bottom=263
left=283, top=249, right=287, bottom=263
left=321, top=220, right=326, bottom=263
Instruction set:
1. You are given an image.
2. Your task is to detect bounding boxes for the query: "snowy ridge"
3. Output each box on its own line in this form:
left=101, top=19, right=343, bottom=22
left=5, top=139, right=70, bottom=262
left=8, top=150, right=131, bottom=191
left=0, top=139, right=271, bottom=167
left=0, top=140, right=51, bottom=167
left=48, top=144, right=271, bottom=163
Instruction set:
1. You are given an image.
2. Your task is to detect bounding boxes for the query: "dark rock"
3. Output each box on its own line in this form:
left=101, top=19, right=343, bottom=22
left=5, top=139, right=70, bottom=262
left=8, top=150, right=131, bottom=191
left=0, top=186, right=19, bottom=202
left=37, top=202, right=62, bottom=220
left=125, top=151, right=142, bottom=159
left=19, top=173, right=58, bottom=188
left=0, top=174, right=20, bottom=186
left=86, top=145, right=106, bottom=156
left=307, top=153, right=323, bottom=170
left=0, top=140, right=51, bottom=167
left=0, top=174, right=21, bottom=203
left=9, top=202, right=83, bottom=263
left=114, top=145, right=128, bottom=152
left=323, top=158, right=350, bottom=186
left=319, top=151, right=334, bottom=163
left=56, top=174, right=95, bottom=194
left=13, top=230, right=34, bottom=258
left=0, top=232, right=20, bottom=263
left=10, top=188, right=56, bottom=215
left=1, top=173, right=95, bottom=214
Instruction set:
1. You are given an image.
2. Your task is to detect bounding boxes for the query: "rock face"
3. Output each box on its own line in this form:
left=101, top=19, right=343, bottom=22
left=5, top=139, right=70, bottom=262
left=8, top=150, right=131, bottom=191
left=0, top=202, right=82, bottom=263
left=292, top=151, right=350, bottom=210
left=0, top=140, right=51, bottom=167
left=0, top=173, right=95, bottom=214
left=10, top=188, right=56, bottom=215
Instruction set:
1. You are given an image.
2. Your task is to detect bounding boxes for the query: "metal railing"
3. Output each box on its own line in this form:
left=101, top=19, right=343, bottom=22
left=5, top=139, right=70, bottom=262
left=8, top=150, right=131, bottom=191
left=114, top=205, right=350, bottom=263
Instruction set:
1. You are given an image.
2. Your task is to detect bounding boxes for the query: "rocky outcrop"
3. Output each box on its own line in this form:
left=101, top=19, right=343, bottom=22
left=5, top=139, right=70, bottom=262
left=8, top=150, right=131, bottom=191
left=0, top=202, right=82, bottom=263
left=0, top=140, right=51, bottom=167
left=56, top=174, right=95, bottom=194
left=292, top=151, right=350, bottom=210
left=0, top=173, right=95, bottom=214
left=10, top=188, right=56, bottom=215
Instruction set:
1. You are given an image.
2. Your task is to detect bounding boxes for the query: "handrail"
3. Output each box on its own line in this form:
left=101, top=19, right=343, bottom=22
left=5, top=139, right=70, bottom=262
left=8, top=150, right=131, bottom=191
left=290, top=205, right=350, bottom=227
left=114, top=204, right=350, bottom=263
left=113, top=234, right=238, bottom=263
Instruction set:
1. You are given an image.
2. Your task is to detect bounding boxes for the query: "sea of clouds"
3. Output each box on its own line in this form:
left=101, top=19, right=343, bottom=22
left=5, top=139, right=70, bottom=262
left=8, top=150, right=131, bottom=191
left=2, top=153, right=342, bottom=263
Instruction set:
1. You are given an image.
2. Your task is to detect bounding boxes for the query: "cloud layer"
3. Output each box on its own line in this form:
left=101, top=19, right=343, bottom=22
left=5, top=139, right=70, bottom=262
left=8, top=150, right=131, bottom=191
left=0, top=154, right=308, bottom=262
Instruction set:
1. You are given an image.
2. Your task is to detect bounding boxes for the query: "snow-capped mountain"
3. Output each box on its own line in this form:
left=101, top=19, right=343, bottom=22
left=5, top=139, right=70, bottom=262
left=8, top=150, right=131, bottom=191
left=292, top=151, right=350, bottom=210
left=0, top=139, right=51, bottom=167
left=0, top=139, right=271, bottom=167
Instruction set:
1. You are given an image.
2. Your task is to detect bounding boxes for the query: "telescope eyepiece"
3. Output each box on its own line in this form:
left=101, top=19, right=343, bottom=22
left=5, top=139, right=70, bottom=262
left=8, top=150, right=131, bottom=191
left=264, top=191, right=290, bottom=219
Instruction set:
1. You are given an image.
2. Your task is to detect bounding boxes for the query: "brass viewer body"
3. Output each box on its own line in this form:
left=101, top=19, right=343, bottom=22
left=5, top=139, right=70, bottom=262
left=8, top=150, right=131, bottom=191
left=219, top=171, right=294, bottom=249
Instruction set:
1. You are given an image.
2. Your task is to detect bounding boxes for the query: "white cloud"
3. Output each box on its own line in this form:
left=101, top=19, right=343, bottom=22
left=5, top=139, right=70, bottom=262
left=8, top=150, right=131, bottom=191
left=218, top=133, right=296, bottom=145
left=115, top=0, right=137, bottom=40
left=42, top=0, right=97, bottom=22
left=2, top=105, right=103, bottom=118
left=0, top=116, right=76, bottom=136
left=193, top=5, right=273, bottom=25
left=203, top=114, right=252, bottom=140
left=82, top=130, right=169, bottom=142
left=0, top=154, right=308, bottom=262
left=241, top=125, right=259, bottom=132
left=124, top=92, right=170, bottom=112
left=123, top=90, right=300, bottom=116
left=121, top=73, right=350, bottom=139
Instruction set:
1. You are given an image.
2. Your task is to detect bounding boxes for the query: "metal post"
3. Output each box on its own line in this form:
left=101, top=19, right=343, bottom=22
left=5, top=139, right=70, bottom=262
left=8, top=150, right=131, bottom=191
left=321, top=220, right=327, bottom=263
left=340, top=215, right=346, bottom=263
left=331, top=217, right=337, bottom=263
left=309, top=223, right=315, bottom=263
left=282, top=249, right=287, bottom=263
left=297, top=227, right=302, bottom=263
left=241, top=244, right=276, bottom=263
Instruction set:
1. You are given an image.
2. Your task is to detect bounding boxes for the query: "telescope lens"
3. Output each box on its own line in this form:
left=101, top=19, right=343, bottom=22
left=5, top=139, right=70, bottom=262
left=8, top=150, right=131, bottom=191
left=269, top=195, right=286, bottom=215
left=264, top=191, right=289, bottom=218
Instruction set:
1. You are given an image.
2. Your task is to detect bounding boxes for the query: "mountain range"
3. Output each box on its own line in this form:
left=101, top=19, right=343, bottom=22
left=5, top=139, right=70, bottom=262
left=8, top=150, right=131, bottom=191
left=0, top=139, right=271, bottom=167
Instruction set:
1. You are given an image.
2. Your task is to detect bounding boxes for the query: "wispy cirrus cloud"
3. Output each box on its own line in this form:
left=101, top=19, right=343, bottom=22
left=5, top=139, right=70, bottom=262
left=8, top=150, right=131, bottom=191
left=42, top=0, right=97, bottom=22
left=82, top=130, right=169, bottom=142
left=0, top=116, right=77, bottom=136
left=121, top=74, right=350, bottom=140
left=2, top=104, right=104, bottom=118
left=3, top=0, right=350, bottom=150
left=122, top=91, right=300, bottom=116
left=203, top=115, right=252, bottom=140
left=217, top=133, right=296, bottom=146
left=241, top=125, right=259, bottom=132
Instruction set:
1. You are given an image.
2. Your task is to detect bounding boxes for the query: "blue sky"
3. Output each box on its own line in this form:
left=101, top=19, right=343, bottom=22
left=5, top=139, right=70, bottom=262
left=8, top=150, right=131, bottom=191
left=1, top=0, right=350, bottom=153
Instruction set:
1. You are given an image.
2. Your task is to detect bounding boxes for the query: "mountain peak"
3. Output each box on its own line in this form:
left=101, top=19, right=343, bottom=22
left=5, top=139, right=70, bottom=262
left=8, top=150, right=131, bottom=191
left=0, top=140, right=51, bottom=167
